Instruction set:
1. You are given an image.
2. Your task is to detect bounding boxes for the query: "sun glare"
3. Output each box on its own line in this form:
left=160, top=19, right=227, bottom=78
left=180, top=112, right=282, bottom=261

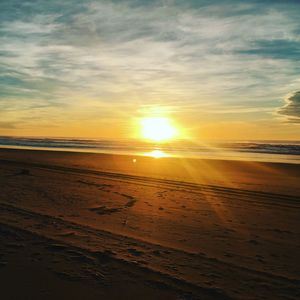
left=147, top=149, right=168, bottom=158
left=141, top=117, right=177, bottom=142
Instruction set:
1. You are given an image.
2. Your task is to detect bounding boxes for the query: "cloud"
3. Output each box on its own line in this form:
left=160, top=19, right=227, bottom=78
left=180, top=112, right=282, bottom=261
left=278, top=91, right=300, bottom=123
left=1, top=19, right=60, bottom=35
left=1, top=0, right=300, bottom=133
left=237, top=40, right=300, bottom=60
left=0, top=121, right=16, bottom=129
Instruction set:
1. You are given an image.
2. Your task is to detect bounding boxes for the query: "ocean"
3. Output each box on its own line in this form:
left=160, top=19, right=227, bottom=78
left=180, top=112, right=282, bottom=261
left=0, top=136, right=300, bottom=164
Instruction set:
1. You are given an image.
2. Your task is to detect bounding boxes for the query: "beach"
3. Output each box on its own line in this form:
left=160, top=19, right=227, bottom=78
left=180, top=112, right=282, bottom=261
left=0, top=148, right=299, bottom=299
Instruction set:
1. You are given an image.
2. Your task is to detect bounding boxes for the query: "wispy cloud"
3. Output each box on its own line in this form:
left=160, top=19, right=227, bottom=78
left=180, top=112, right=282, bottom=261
left=0, top=121, right=17, bottom=129
left=0, top=0, right=300, bottom=135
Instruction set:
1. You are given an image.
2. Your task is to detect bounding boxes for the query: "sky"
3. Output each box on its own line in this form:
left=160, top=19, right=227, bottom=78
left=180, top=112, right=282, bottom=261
left=0, top=0, right=300, bottom=141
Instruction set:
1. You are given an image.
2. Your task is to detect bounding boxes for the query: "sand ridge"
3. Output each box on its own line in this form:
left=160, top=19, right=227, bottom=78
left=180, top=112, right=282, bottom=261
left=0, top=149, right=300, bottom=299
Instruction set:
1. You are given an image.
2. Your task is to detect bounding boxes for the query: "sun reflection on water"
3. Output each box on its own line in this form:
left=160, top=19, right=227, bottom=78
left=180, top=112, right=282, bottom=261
left=146, top=149, right=168, bottom=158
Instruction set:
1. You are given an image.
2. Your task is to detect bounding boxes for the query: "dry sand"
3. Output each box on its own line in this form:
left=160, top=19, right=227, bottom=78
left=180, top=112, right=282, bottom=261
left=0, top=148, right=299, bottom=299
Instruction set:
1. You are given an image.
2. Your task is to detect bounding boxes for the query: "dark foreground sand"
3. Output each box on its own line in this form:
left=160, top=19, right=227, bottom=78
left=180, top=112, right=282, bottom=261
left=0, top=148, right=299, bottom=299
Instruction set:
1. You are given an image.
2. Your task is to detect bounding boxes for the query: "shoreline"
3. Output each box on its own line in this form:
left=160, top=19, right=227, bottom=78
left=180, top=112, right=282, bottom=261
left=1, top=143, right=300, bottom=165
left=1, top=147, right=300, bottom=196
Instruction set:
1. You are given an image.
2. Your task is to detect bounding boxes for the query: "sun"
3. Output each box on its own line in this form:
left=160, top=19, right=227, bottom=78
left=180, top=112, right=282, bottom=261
left=141, top=117, right=177, bottom=142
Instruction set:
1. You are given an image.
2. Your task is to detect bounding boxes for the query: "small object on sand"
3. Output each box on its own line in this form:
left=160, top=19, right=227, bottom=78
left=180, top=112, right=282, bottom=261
left=152, top=250, right=161, bottom=256
left=122, top=217, right=128, bottom=226
left=127, top=248, right=143, bottom=256
left=19, top=169, right=30, bottom=175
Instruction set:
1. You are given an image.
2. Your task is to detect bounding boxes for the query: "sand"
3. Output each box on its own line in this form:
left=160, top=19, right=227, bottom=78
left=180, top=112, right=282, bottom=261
left=0, top=148, right=299, bottom=299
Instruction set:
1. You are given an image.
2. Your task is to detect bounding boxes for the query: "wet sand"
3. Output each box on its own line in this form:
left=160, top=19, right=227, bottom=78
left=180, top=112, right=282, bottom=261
left=0, top=148, right=299, bottom=299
